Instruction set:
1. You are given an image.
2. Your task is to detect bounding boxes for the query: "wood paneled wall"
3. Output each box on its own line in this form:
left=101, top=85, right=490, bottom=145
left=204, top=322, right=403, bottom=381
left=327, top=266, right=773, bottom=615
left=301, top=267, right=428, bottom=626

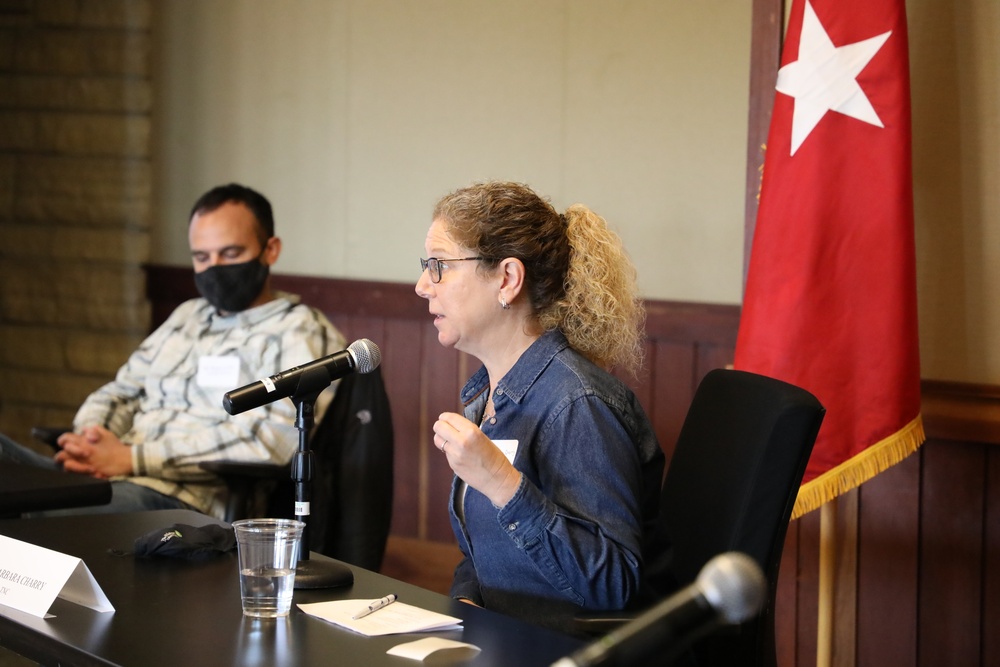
left=146, top=267, right=999, bottom=666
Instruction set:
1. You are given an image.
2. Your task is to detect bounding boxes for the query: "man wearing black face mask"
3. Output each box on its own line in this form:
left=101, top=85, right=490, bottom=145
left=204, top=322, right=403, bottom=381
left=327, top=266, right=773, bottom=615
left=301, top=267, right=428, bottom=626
left=188, top=188, right=279, bottom=315
left=0, top=184, right=345, bottom=518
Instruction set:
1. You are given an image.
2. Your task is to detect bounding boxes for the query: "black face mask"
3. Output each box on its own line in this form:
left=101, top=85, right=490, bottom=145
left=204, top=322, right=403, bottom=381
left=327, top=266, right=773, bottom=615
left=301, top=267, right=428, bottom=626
left=193, top=257, right=270, bottom=314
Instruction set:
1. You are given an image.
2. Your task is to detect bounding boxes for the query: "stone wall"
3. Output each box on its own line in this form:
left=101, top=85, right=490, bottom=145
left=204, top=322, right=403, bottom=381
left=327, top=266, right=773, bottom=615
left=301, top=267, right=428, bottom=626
left=0, top=0, right=151, bottom=448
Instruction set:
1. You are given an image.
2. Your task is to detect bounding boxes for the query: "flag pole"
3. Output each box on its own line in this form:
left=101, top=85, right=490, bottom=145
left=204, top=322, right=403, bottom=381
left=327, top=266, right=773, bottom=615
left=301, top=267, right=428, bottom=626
left=817, top=502, right=836, bottom=667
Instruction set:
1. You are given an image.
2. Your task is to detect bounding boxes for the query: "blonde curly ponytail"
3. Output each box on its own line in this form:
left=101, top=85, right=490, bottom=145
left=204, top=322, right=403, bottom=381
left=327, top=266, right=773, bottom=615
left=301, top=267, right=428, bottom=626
left=537, top=205, right=645, bottom=376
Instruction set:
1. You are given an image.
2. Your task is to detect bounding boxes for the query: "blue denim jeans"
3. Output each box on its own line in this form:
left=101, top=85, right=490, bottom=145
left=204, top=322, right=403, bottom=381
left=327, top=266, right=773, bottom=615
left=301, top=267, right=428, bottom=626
left=0, top=432, right=190, bottom=516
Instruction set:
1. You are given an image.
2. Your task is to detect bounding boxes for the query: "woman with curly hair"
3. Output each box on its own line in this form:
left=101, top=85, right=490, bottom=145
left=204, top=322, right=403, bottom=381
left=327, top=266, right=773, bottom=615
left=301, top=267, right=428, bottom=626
left=415, top=181, right=664, bottom=632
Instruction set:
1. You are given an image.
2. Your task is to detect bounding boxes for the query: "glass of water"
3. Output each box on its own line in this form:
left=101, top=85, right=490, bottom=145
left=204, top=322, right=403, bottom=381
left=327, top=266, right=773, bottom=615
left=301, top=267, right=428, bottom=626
left=232, top=518, right=305, bottom=618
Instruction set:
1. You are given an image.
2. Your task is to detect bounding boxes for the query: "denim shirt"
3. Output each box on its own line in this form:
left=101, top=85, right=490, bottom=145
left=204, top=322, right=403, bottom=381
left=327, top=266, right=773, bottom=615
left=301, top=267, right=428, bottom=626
left=448, top=329, right=664, bottom=632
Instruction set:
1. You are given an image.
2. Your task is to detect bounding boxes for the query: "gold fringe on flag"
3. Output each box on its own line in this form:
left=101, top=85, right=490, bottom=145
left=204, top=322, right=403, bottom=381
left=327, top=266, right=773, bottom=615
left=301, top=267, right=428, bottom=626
left=791, top=414, right=926, bottom=519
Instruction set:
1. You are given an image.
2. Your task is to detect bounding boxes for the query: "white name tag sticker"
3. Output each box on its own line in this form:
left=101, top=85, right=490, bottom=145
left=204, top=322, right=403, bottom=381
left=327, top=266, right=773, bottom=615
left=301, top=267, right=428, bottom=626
left=493, top=440, right=519, bottom=464
left=196, top=355, right=242, bottom=389
left=0, top=535, right=114, bottom=618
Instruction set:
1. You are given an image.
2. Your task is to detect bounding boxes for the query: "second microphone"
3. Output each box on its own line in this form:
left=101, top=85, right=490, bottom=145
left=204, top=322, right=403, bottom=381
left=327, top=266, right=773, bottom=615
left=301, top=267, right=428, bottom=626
left=223, top=338, right=381, bottom=415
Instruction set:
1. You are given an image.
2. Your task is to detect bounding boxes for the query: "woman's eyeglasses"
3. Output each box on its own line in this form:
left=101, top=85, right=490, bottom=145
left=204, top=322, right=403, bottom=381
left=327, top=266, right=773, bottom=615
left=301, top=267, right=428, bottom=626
left=419, top=257, right=487, bottom=284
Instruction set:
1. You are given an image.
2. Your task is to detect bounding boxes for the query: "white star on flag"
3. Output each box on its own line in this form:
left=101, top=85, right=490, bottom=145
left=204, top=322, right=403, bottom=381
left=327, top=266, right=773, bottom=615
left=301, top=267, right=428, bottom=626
left=776, top=0, right=892, bottom=155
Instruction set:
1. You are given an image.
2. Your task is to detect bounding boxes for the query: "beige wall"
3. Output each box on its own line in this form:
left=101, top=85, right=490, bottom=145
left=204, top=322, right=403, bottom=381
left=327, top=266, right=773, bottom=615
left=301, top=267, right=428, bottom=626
left=910, top=0, right=999, bottom=383
left=149, top=0, right=1000, bottom=384
left=150, top=0, right=752, bottom=304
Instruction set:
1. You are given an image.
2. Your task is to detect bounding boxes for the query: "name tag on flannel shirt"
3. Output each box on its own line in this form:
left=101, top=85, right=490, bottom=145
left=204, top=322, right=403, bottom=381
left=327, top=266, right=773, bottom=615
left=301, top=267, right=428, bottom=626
left=197, top=355, right=241, bottom=388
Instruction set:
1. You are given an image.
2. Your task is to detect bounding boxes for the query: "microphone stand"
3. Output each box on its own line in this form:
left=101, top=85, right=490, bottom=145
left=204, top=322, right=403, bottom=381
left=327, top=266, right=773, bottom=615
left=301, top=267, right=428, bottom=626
left=288, top=366, right=354, bottom=589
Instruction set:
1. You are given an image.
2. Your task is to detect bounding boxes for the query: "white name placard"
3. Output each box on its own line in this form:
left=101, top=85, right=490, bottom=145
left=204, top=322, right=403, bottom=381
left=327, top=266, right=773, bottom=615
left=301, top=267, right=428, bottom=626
left=0, top=535, right=114, bottom=617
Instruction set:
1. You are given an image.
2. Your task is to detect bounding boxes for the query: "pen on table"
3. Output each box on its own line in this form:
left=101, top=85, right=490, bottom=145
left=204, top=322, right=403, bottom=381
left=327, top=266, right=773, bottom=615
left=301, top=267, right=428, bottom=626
left=351, top=593, right=398, bottom=620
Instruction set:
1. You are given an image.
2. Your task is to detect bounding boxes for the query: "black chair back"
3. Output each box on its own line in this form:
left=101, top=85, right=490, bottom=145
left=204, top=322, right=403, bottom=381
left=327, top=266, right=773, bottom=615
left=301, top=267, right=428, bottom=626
left=646, top=368, right=824, bottom=667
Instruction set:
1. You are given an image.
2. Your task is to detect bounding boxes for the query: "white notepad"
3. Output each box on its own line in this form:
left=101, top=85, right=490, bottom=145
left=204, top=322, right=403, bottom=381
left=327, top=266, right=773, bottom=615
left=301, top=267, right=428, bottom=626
left=298, top=599, right=462, bottom=636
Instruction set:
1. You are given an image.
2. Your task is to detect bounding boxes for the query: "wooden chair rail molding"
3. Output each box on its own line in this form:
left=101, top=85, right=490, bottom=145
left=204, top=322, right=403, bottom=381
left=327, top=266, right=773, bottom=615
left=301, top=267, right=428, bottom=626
left=920, top=379, right=1000, bottom=444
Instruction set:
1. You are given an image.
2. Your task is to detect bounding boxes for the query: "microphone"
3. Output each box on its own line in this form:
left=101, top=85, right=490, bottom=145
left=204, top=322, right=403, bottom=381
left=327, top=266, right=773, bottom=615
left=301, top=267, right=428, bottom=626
left=222, top=338, right=381, bottom=415
left=552, top=552, right=766, bottom=667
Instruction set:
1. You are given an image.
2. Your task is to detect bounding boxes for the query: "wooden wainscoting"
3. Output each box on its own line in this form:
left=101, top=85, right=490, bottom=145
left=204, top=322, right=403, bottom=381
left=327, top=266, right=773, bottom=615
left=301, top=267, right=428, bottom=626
left=772, top=383, right=1000, bottom=667
left=145, top=266, right=999, bottom=664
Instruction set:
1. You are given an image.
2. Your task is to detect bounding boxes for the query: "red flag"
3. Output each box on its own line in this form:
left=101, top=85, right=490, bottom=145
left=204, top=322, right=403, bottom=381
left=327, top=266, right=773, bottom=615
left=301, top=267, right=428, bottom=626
left=734, top=0, right=924, bottom=518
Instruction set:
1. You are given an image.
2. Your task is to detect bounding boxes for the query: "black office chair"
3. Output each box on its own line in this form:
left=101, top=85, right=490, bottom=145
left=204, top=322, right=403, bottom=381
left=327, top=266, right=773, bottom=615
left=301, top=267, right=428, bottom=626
left=201, top=366, right=394, bottom=572
left=577, top=368, right=825, bottom=667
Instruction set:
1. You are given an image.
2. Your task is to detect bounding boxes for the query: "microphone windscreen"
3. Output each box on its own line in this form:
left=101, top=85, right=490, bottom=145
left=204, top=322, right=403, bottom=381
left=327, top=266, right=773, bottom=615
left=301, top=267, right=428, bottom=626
left=349, top=338, right=381, bottom=373
left=697, top=552, right=766, bottom=624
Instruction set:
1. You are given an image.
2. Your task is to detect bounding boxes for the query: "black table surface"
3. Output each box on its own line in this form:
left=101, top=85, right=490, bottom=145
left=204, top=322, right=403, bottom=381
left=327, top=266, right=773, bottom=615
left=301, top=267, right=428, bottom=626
left=0, top=462, right=112, bottom=516
left=0, top=509, right=583, bottom=667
